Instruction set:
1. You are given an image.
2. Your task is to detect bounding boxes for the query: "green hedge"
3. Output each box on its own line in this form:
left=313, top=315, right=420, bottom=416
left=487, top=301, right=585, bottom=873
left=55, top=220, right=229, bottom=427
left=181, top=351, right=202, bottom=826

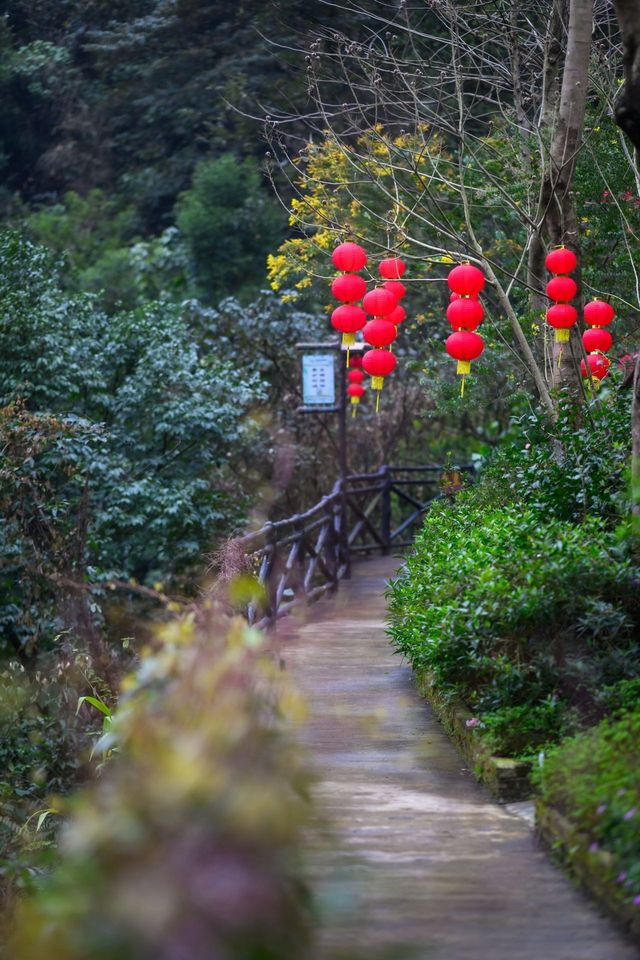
left=536, top=709, right=640, bottom=903
left=388, top=496, right=639, bottom=757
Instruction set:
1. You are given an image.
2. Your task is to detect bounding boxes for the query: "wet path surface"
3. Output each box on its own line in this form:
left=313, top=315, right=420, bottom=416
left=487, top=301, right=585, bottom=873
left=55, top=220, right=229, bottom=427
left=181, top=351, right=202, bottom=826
left=280, top=557, right=638, bottom=960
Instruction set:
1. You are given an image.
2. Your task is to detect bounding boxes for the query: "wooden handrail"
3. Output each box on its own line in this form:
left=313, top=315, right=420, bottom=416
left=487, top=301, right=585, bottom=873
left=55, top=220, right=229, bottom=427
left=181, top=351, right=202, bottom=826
left=235, top=463, right=473, bottom=628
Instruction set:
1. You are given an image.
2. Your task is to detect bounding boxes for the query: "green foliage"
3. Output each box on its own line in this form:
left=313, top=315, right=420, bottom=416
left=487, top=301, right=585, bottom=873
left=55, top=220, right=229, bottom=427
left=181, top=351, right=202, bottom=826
left=475, top=392, right=633, bottom=523
left=389, top=500, right=638, bottom=712
left=536, top=710, right=640, bottom=902
left=388, top=399, right=639, bottom=758
left=8, top=614, right=313, bottom=960
left=176, top=155, right=285, bottom=304
left=479, top=699, right=577, bottom=761
left=0, top=230, right=266, bottom=654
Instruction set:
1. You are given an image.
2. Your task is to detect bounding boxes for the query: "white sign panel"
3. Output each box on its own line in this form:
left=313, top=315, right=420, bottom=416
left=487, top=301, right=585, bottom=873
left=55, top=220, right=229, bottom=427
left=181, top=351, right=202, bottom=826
left=302, top=353, right=335, bottom=405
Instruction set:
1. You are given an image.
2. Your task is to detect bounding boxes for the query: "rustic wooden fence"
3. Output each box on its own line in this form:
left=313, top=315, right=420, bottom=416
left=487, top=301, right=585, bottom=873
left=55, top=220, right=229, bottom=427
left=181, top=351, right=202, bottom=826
left=233, top=464, right=473, bottom=628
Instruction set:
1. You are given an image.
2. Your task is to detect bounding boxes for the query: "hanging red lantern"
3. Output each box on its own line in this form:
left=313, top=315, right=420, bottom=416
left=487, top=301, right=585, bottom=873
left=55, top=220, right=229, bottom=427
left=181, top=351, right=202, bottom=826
left=348, top=368, right=365, bottom=384
left=347, top=382, right=365, bottom=416
left=362, top=348, right=396, bottom=411
left=363, top=287, right=396, bottom=316
left=545, top=247, right=578, bottom=275
left=580, top=353, right=611, bottom=387
left=332, top=242, right=367, bottom=272
left=383, top=280, right=406, bottom=300
left=379, top=257, right=406, bottom=279
left=363, top=318, right=397, bottom=348
left=388, top=304, right=406, bottom=325
left=546, top=304, right=577, bottom=342
left=584, top=300, right=615, bottom=327
left=448, top=263, right=485, bottom=297
left=349, top=352, right=364, bottom=369
left=446, top=298, right=484, bottom=331
left=331, top=273, right=367, bottom=302
left=331, top=304, right=366, bottom=347
left=546, top=276, right=577, bottom=302
left=445, top=330, right=484, bottom=396
left=582, top=327, right=612, bottom=354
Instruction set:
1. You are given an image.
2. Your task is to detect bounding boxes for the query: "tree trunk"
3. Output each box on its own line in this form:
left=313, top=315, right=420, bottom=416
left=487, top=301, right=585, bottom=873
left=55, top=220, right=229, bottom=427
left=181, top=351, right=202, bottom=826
left=613, top=0, right=640, bottom=155
left=538, top=0, right=593, bottom=396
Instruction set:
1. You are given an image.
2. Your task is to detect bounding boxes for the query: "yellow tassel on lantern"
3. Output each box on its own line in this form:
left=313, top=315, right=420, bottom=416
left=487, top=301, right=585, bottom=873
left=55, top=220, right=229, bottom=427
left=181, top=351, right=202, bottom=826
left=456, top=360, right=471, bottom=375
left=350, top=396, right=360, bottom=418
left=371, top=375, right=384, bottom=390
left=555, top=328, right=570, bottom=342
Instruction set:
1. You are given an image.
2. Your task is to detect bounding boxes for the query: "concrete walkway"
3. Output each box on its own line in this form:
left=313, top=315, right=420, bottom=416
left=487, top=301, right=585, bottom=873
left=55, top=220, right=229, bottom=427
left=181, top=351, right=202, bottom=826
left=281, top=557, right=638, bottom=960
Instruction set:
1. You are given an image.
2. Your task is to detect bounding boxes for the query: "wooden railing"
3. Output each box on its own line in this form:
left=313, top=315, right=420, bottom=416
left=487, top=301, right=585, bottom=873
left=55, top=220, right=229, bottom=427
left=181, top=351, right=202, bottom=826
left=235, top=464, right=473, bottom=628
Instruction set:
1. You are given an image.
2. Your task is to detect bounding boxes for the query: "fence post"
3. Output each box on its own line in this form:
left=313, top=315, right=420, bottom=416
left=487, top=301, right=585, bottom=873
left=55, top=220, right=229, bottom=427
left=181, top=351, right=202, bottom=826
left=264, top=522, right=278, bottom=626
left=381, top=465, right=392, bottom=554
left=339, top=478, right=351, bottom=579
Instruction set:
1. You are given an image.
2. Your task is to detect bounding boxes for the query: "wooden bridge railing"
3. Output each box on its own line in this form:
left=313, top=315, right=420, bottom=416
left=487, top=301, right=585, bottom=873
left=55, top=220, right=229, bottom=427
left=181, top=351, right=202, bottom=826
left=235, top=464, right=473, bottom=628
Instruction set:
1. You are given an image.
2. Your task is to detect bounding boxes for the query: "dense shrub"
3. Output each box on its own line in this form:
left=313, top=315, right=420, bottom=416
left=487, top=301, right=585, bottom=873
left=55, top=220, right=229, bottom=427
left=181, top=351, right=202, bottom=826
left=536, top=709, right=640, bottom=903
left=7, top=614, right=313, bottom=960
left=0, top=231, right=268, bottom=654
left=472, top=393, right=633, bottom=523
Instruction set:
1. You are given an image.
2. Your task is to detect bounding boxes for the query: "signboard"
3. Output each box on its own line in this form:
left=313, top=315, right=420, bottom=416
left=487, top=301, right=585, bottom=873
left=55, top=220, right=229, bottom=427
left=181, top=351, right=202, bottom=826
left=302, top=352, right=335, bottom=406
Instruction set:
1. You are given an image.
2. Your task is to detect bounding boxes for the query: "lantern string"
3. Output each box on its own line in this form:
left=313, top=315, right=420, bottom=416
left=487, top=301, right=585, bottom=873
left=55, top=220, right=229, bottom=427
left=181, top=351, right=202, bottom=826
left=376, top=392, right=380, bottom=414
left=352, top=405, right=356, bottom=419
left=460, top=375, right=465, bottom=399
left=346, top=347, right=350, bottom=368
left=557, top=347, right=564, bottom=370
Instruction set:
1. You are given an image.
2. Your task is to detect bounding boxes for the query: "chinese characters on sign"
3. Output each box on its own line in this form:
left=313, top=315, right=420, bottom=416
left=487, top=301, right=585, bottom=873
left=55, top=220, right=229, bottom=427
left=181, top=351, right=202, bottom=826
left=302, top=353, right=336, bottom=406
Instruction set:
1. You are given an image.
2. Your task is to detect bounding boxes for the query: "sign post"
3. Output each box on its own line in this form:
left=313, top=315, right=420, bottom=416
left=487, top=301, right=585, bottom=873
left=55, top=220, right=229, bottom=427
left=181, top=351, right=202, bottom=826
left=296, top=340, right=365, bottom=580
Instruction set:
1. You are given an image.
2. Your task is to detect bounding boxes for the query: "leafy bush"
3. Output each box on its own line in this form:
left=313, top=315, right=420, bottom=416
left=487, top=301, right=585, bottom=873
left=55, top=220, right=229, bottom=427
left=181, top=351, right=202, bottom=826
left=8, top=614, right=313, bottom=960
left=479, top=699, right=577, bottom=760
left=536, top=709, right=640, bottom=903
left=388, top=497, right=639, bottom=749
left=176, top=154, right=286, bottom=303
left=473, top=392, right=632, bottom=523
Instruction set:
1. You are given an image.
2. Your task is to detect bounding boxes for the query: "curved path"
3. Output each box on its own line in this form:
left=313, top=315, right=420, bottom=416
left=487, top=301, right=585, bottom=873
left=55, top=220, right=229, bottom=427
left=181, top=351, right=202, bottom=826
left=281, top=557, right=637, bottom=960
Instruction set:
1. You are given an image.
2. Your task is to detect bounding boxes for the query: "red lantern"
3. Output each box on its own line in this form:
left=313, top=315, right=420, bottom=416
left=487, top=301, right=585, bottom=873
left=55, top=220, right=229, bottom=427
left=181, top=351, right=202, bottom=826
left=349, top=353, right=364, bottom=369
left=383, top=280, right=406, bottom=300
left=388, top=304, right=406, bottom=325
left=546, top=276, right=577, bottom=302
left=332, top=242, right=367, bottom=272
left=362, top=348, right=396, bottom=410
left=546, top=304, right=577, bottom=342
left=363, top=318, right=397, bottom=348
left=331, top=304, right=366, bottom=348
left=545, top=247, right=578, bottom=275
left=582, top=327, right=612, bottom=354
left=331, top=273, right=367, bottom=302
left=448, top=263, right=485, bottom=297
left=584, top=300, right=614, bottom=327
left=363, top=287, right=396, bottom=317
left=348, top=368, right=365, bottom=384
left=379, top=257, right=406, bottom=279
left=347, top=382, right=365, bottom=415
left=446, top=331, right=484, bottom=396
left=446, top=298, right=484, bottom=331
left=580, top=353, right=611, bottom=386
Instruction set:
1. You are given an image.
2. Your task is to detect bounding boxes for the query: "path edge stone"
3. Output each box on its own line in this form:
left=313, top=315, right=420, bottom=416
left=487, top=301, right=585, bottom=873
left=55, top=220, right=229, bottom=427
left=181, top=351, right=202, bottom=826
left=415, top=670, right=532, bottom=803
left=535, top=799, right=640, bottom=944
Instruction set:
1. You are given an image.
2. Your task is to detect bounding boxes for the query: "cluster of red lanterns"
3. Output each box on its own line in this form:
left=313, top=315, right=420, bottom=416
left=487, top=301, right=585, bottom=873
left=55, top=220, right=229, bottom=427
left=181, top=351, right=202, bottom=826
left=346, top=352, right=365, bottom=417
left=330, top=243, right=368, bottom=361
left=444, top=263, right=486, bottom=395
left=545, top=247, right=579, bottom=348
left=330, top=244, right=409, bottom=413
left=581, top=299, right=614, bottom=388
left=544, top=246, right=615, bottom=388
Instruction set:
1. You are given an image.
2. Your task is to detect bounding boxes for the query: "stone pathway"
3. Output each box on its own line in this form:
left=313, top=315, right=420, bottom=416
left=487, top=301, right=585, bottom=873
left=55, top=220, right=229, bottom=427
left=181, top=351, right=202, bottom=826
left=280, top=557, right=638, bottom=960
